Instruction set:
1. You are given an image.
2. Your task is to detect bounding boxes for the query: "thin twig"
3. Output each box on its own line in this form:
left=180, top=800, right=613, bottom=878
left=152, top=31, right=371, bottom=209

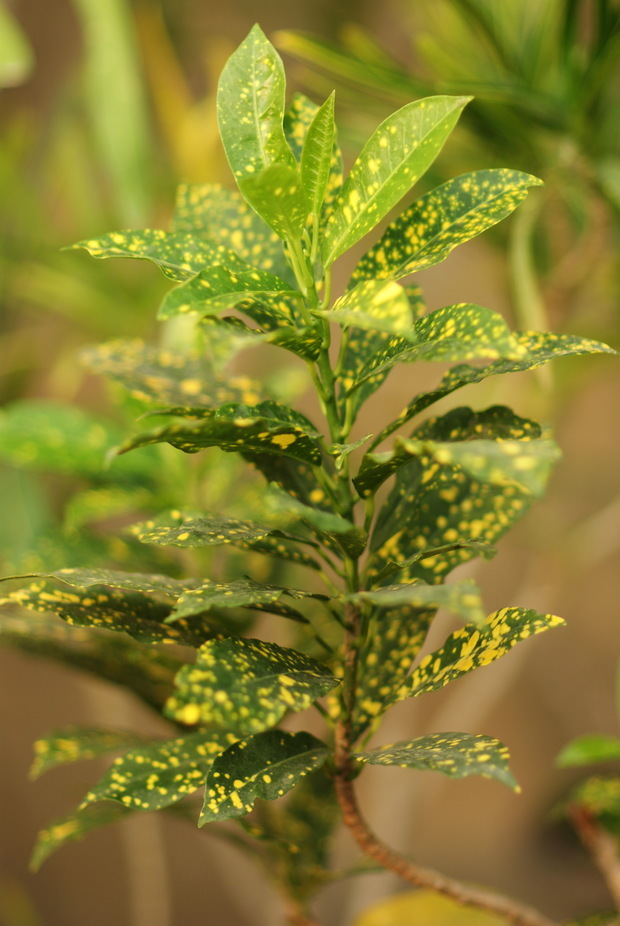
left=284, top=898, right=325, bottom=926
left=569, top=804, right=620, bottom=911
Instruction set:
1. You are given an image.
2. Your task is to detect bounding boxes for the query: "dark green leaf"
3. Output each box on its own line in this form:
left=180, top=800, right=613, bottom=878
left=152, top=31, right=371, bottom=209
left=356, top=732, right=518, bottom=790
left=301, top=92, right=336, bottom=220
left=562, top=776, right=620, bottom=830
left=30, top=803, right=132, bottom=871
left=81, top=731, right=238, bottom=811
left=264, top=486, right=367, bottom=557
left=31, top=727, right=145, bottom=780
left=239, top=163, right=309, bottom=241
left=373, top=540, right=497, bottom=584
left=322, top=95, right=470, bottom=266
left=168, top=577, right=320, bottom=624
left=351, top=169, right=543, bottom=284
left=0, top=567, right=195, bottom=599
left=200, top=730, right=329, bottom=823
left=165, top=637, right=338, bottom=733
left=397, top=608, right=564, bottom=703
left=217, top=24, right=295, bottom=184
left=557, top=735, right=620, bottom=768
left=243, top=453, right=328, bottom=510
left=71, top=229, right=250, bottom=282
left=347, top=578, right=485, bottom=625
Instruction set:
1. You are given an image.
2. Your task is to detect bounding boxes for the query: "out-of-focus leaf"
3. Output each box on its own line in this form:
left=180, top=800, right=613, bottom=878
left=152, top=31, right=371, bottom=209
left=0, top=1, right=34, bottom=87
left=30, top=803, right=133, bottom=872
left=557, top=734, right=620, bottom=768
left=347, top=577, right=484, bottom=625
left=30, top=727, right=145, bottom=780
left=353, top=888, right=509, bottom=925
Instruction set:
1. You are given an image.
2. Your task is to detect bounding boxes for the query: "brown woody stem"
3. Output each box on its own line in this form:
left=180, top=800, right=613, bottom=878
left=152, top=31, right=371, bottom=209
left=569, top=804, right=620, bottom=911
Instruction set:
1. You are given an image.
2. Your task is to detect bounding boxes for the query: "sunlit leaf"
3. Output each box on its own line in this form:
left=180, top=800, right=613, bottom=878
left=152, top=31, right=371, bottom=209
left=301, top=92, right=336, bottom=221
left=284, top=92, right=343, bottom=222
left=165, top=637, right=338, bottom=733
left=318, top=279, right=415, bottom=338
left=239, top=163, right=309, bottom=241
left=200, top=730, right=328, bottom=823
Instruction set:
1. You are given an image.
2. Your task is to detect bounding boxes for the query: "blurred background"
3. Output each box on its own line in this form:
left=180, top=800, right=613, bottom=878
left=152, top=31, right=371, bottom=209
left=1, top=1, right=619, bottom=924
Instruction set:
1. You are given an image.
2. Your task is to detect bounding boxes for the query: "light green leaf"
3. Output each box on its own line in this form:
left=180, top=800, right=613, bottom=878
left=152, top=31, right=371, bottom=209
left=30, top=803, right=132, bottom=871
left=217, top=24, right=295, bottom=184
left=165, top=637, right=338, bottom=733
left=351, top=169, right=543, bottom=284
left=81, top=339, right=263, bottom=410
left=239, top=163, right=309, bottom=241
left=396, top=608, right=565, bottom=703
left=371, top=330, right=617, bottom=448
left=159, top=264, right=300, bottom=324
left=201, top=730, right=329, bottom=823
left=284, top=92, right=343, bottom=222
left=319, top=279, right=415, bottom=338
left=171, top=181, right=294, bottom=284
left=322, top=95, right=470, bottom=266
left=347, top=578, right=485, bottom=625
left=81, top=731, right=238, bottom=811
left=118, top=401, right=322, bottom=467
left=30, top=727, right=145, bottom=780
left=71, top=229, right=250, bottom=281
left=356, top=732, right=518, bottom=790
left=557, top=735, right=620, bottom=768
left=301, top=92, right=336, bottom=220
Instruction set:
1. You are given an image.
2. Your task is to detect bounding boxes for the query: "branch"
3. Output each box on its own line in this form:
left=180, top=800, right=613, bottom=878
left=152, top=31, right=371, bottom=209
left=569, top=804, right=620, bottom=911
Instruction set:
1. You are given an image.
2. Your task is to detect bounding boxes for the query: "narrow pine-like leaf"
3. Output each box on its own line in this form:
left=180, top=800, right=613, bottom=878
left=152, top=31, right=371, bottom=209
left=239, top=163, right=309, bottom=241
left=71, top=229, right=250, bottom=281
left=372, top=330, right=616, bottom=448
left=165, top=637, right=338, bottom=733
left=318, top=279, right=415, bottom=338
left=322, top=95, right=470, bottom=266
left=351, top=169, right=543, bottom=284
left=200, top=730, right=328, bottom=823
left=30, top=803, right=132, bottom=871
left=356, top=732, right=518, bottom=790
left=397, top=608, right=565, bottom=703
left=217, top=24, right=295, bottom=184
left=301, top=92, right=336, bottom=220
left=81, top=731, right=238, bottom=812
left=30, top=727, right=145, bottom=780
left=347, top=578, right=485, bottom=625
left=557, top=735, right=620, bottom=768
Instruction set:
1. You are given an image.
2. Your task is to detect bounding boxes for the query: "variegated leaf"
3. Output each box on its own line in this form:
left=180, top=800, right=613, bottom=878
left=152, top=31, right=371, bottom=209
left=346, top=577, right=485, bottom=625
left=239, top=163, right=309, bottom=241
left=31, top=803, right=132, bottom=871
left=30, top=727, right=145, bottom=780
left=318, top=279, right=415, bottom=338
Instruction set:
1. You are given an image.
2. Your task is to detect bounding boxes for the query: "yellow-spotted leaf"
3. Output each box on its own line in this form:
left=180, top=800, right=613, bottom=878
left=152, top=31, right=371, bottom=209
left=165, top=637, right=338, bottom=733
left=356, top=732, right=518, bottom=789
left=239, top=163, right=309, bottom=242
left=397, top=608, right=564, bottom=703
left=217, top=24, right=295, bottom=184
left=284, top=92, right=343, bottom=221
left=172, top=182, right=294, bottom=285
left=81, top=339, right=263, bottom=410
left=322, top=95, right=470, bottom=267
left=30, top=803, right=132, bottom=871
left=80, top=731, right=238, bottom=812
left=264, top=484, right=367, bottom=557
left=351, top=169, right=543, bottom=284
left=30, top=727, right=145, bottom=780
left=318, top=279, right=416, bottom=338
left=168, top=576, right=322, bottom=624
left=300, top=92, right=336, bottom=222
left=560, top=776, right=620, bottom=831
left=371, top=330, right=617, bottom=448
left=200, top=730, right=329, bottom=823
left=346, top=578, right=485, bottom=625
left=71, top=229, right=250, bottom=281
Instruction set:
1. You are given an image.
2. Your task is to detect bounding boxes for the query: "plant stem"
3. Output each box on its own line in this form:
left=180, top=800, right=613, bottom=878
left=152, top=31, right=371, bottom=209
left=569, top=804, right=620, bottom=911
left=284, top=899, right=325, bottom=926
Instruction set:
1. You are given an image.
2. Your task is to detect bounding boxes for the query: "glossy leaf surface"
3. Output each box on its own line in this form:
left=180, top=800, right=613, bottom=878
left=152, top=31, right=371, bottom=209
left=239, top=163, right=309, bottom=240
left=320, top=279, right=415, bottom=338
left=300, top=92, right=336, bottom=220
left=166, top=637, right=338, bottom=733
left=200, top=730, right=328, bottom=823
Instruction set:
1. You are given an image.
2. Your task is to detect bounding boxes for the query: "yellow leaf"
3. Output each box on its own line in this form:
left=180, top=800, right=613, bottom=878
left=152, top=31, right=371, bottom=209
left=353, top=890, right=508, bottom=926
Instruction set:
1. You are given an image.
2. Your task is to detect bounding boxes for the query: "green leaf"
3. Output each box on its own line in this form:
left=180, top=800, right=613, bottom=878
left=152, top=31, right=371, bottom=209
left=284, top=92, right=343, bottom=222
left=0, top=566, right=195, bottom=599
left=82, top=339, right=263, bottom=410
left=356, top=732, right=518, bottom=790
left=372, top=331, right=616, bottom=448
left=200, top=730, right=329, bottom=823
left=557, top=735, right=620, bottom=768
left=168, top=577, right=320, bottom=624
left=372, top=540, right=497, bottom=584
left=81, top=731, right=238, bottom=811
left=239, top=163, right=309, bottom=241
left=351, top=169, right=543, bottom=284
left=171, top=182, right=294, bottom=285
left=396, top=608, right=564, bottom=703
left=71, top=229, right=250, bottom=282
left=301, top=92, right=336, bottom=220
left=318, top=279, right=416, bottom=338
left=264, top=485, right=367, bottom=557
left=165, top=637, right=338, bottom=733
left=562, top=776, right=620, bottom=830
left=30, top=803, right=132, bottom=871
left=118, top=401, right=323, bottom=467
left=322, top=95, right=470, bottom=266
left=0, top=2, right=34, bottom=87
left=242, top=453, right=328, bottom=510
left=217, top=24, right=295, bottom=185
left=347, top=578, right=485, bottom=625
left=31, top=727, right=145, bottom=780
left=159, top=264, right=300, bottom=324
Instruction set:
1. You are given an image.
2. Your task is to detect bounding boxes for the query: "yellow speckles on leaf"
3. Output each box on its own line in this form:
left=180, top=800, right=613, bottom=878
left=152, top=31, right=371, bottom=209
left=270, top=433, right=297, bottom=448
left=177, top=704, right=201, bottom=725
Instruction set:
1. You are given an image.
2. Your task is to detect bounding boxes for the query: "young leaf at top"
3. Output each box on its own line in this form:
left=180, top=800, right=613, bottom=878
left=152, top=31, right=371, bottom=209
left=80, top=731, right=239, bottom=812
left=217, top=24, right=295, bottom=184
left=200, top=730, right=329, bottom=824
left=356, top=732, right=518, bottom=790
left=350, top=169, right=543, bottom=284
left=165, top=636, right=338, bottom=733
left=284, top=92, right=343, bottom=223
left=322, top=95, right=470, bottom=267
left=300, top=92, right=336, bottom=224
